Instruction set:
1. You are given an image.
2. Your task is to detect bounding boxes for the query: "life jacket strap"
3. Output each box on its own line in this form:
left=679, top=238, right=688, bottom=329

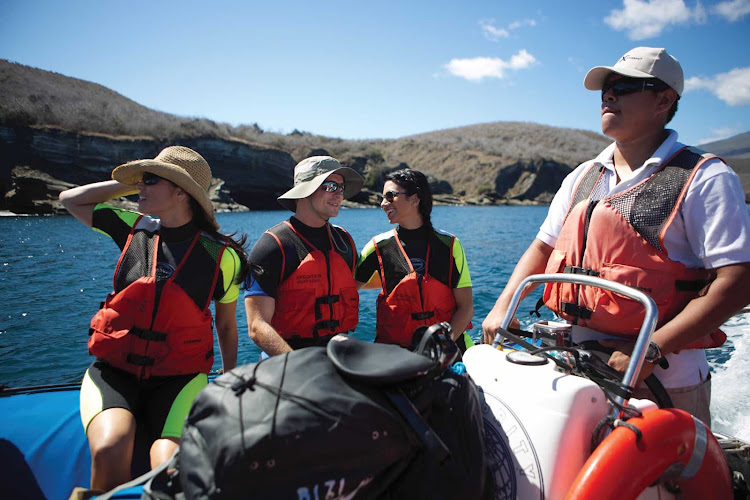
left=563, top=266, right=600, bottom=277
left=314, top=294, right=341, bottom=319
left=315, top=295, right=341, bottom=305
left=411, top=311, right=435, bottom=321
left=126, top=353, right=155, bottom=367
left=530, top=297, right=544, bottom=318
left=675, top=279, right=712, bottom=292
left=561, top=301, right=593, bottom=320
left=314, top=319, right=340, bottom=332
left=130, top=327, right=167, bottom=342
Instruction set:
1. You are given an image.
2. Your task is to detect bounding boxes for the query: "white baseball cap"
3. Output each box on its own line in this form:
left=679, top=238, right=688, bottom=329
left=584, top=47, right=683, bottom=96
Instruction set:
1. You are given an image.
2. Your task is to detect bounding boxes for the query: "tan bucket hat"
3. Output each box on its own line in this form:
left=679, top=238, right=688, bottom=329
left=277, top=156, right=364, bottom=211
left=111, top=146, right=218, bottom=230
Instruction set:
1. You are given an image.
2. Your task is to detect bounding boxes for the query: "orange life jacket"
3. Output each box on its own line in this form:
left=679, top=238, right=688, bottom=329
left=373, top=229, right=458, bottom=348
left=268, top=221, right=359, bottom=349
left=89, top=216, right=226, bottom=378
left=543, top=147, right=725, bottom=349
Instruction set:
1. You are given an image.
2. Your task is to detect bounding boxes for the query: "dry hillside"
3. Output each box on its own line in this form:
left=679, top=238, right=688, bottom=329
left=2, top=58, right=747, bottom=202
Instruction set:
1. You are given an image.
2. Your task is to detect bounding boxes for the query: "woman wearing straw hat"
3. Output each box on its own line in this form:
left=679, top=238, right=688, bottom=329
left=356, top=169, right=475, bottom=352
left=59, top=145, right=249, bottom=491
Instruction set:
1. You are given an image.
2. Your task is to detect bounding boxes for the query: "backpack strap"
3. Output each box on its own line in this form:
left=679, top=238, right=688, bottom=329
left=385, top=387, right=451, bottom=464
left=95, top=449, right=183, bottom=500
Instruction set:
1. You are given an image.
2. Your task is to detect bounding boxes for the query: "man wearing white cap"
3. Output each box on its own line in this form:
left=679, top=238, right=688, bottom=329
left=482, top=47, right=750, bottom=425
left=244, top=156, right=364, bottom=356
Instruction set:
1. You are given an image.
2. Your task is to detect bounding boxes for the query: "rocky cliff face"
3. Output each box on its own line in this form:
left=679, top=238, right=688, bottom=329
left=494, top=159, right=572, bottom=204
left=0, top=125, right=575, bottom=215
left=0, top=126, right=301, bottom=213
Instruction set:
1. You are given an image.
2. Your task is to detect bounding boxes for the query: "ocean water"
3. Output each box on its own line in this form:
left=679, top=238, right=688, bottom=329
left=1, top=205, right=748, bottom=439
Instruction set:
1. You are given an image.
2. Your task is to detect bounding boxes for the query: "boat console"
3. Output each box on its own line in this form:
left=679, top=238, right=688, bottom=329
left=463, top=273, right=729, bottom=500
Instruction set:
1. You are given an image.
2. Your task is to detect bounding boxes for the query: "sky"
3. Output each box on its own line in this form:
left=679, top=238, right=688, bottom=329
left=1, top=0, right=749, bottom=146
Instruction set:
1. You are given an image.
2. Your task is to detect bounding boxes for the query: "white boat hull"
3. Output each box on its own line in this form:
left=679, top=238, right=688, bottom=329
left=463, top=344, right=662, bottom=499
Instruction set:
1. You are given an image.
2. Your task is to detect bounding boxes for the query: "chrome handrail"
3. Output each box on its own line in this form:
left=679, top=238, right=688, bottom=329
left=492, top=273, right=659, bottom=418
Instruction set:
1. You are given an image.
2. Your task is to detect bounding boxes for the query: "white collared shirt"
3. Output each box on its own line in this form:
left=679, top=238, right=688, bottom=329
left=536, top=130, right=750, bottom=387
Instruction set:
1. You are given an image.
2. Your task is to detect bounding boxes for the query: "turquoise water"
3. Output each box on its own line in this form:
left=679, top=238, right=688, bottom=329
left=1, top=205, right=748, bottom=438
left=0, top=205, right=549, bottom=386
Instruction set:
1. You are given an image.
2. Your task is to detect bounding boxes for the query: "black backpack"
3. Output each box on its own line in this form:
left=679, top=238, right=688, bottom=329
left=117, top=324, right=492, bottom=499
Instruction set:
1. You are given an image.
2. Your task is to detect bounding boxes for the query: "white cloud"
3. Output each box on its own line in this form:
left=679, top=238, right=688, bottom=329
left=698, top=126, right=744, bottom=145
left=508, top=19, right=537, bottom=30
left=509, top=50, right=537, bottom=69
left=480, top=18, right=536, bottom=41
left=714, top=0, right=750, bottom=21
left=694, top=0, right=708, bottom=23
left=685, top=67, right=750, bottom=106
left=444, top=50, right=537, bottom=82
left=480, top=20, right=509, bottom=40
left=604, top=0, right=703, bottom=40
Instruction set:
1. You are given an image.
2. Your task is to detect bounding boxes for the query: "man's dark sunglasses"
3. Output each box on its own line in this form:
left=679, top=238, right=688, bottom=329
left=379, top=190, right=408, bottom=203
left=320, top=180, right=346, bottom=194
left=601, top=78, right=671, bottom=99
left=141, top=172, right=164, bottom=186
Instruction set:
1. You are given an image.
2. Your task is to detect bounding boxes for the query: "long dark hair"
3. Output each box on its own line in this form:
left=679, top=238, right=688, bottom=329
left=385, top=169, right=433, bottom=230
left=189, top=197, right=250, bottom=284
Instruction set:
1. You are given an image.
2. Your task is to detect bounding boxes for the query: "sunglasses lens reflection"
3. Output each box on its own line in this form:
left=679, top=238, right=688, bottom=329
left=141, top=173, right=161, bottom=185
left=321, top=181, right=345, bottom=193
left=380, top=191, right=401, bottom=202
left=601, top=78, right=668, bottom=99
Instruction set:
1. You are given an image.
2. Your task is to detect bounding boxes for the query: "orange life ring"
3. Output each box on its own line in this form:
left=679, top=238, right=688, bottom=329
left=566, top=408, right=732, bottom=500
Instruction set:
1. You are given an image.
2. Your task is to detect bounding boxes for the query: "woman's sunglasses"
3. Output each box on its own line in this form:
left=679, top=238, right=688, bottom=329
left=601, top=78, right=670, bottom=99
left=141, top=172, right=164, bottom=186
left=320, top=181, right=346, bottom=194
left=379, top=190, right=408, bottom=203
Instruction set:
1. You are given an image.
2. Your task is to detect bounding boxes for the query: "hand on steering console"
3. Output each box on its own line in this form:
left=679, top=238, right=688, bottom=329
left=481, top=312, right=519, bottom=345
left=598, top=339, right=656, bottom=385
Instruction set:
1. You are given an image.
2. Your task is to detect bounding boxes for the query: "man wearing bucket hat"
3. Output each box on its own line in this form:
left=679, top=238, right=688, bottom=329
left=483, top=47, right=750, bottom=425
left=244, top=155, right=364, bottom=356
left=59, top=145, right=249, bottom=491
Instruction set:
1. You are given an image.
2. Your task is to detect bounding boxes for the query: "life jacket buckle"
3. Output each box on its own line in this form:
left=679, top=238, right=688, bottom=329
left=315, top=295, right=340, bottom=305
left=563, top=266, right=600, bottom=277
left=315, top=295, right=341, bottom=319
left=561, top=301, right=593, bottom=320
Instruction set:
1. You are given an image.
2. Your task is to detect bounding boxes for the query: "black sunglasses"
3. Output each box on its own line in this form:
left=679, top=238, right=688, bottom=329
left=141, top=172, right=163, bottom=186
left=379, top=190, right=408, bottom=203
left=320, top=180, right=346, bottom=194
left=601, top=78, right=670, bottom=99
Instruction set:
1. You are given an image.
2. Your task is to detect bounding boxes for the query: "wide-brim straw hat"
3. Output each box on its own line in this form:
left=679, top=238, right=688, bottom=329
left=277, top=156, right=364, bottom=212
left=111, top=146, right=218, bottom=230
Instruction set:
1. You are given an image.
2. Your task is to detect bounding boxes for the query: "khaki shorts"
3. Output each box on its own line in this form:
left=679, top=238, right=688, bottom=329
left=634, top=373, right=712, bottom=428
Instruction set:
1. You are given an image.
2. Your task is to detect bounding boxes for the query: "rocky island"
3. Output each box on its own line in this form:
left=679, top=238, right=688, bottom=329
left=1, top=60, right=748, bottom=215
